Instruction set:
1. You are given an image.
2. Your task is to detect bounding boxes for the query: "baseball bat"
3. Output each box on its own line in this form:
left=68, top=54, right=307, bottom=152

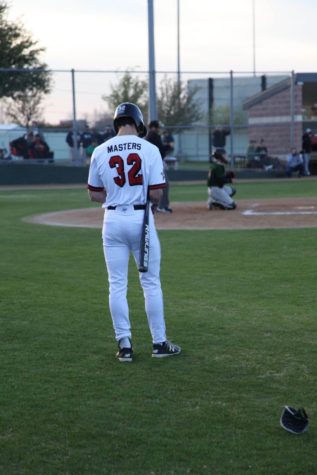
left=138, top=197, right=150, bottom=272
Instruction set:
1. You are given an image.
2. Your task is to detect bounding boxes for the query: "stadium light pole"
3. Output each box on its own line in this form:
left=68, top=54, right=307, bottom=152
left=176, top=0, right=183, bottom=159
left=252, top=0, right=256, bottom=76
left=71, top=69, right=79, bottom=162
left=177, top=0, right=181, bottom=88
left=147, top=0, right=158, bottom=121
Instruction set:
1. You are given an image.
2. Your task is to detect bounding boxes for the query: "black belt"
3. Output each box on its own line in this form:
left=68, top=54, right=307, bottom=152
left=107, top=204, right=146, bottom=210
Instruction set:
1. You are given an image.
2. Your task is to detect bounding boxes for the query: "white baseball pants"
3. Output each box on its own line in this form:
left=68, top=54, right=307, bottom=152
left=207, top=185, right=235, bottom=208
left=102, top=206, right=167, bottom=344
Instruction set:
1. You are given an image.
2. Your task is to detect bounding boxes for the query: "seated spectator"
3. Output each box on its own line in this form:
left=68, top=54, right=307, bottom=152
left=246, top=140, right=264, bottom=168
left=28, top=134, right=54, bottom=160
left=286, top=149, right=304, bottom=177
left=9, top=135, right=29, bottom=159
left=26, top=131, right=35, bottom=149
left=246, top=140, right=257, bottom=166
left=247, top=138, right=278, bottom=171
left=255, top=138, right=269, bottom=166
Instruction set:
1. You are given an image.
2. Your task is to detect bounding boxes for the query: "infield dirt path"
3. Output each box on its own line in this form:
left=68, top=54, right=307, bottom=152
left=26, top=197, right=317, bottom=230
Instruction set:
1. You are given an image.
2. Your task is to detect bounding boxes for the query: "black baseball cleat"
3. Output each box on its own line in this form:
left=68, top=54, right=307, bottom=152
left=226, top=202, right=237, bottom=210
left=164, top=207, right=173, bottom=213
left=213, top=202, right=236, bottom=210
left=152, top=340, right=181, bottom=358
left=212, top=202, right=227, bottom=210
left=116, top=338, right=133, bottom=362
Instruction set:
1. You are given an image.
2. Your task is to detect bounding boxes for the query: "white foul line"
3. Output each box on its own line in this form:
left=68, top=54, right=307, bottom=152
left=243, top=209, right=317, bottom=216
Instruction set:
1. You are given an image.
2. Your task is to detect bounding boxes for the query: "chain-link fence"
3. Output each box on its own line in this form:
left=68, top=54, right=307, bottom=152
left=1, top=68, right=315, bottom=166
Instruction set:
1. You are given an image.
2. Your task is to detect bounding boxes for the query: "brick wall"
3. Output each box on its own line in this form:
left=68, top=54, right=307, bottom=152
left=247, top=84, right=303, bottom=156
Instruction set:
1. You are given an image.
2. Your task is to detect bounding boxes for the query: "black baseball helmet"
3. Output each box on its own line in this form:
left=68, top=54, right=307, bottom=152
left=113, top=103, right=147, bottom=137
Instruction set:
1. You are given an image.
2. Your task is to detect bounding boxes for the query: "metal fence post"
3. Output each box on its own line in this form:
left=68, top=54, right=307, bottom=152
left=71, top=68, right=79, bottom=163
left=290, top=70, right=295, bottom=149
left=147, top=0, right=157, bottom=121
left=208, top=77, right=213, bottom=159
left=229, top=70, right=234, bottom=167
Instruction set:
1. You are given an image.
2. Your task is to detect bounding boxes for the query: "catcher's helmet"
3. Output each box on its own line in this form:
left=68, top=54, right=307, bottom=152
left=280, top=406, right=309, bottom=434
left=212, top=151, right=228, bottom=164
left=113, top=103, right=147, bottom=137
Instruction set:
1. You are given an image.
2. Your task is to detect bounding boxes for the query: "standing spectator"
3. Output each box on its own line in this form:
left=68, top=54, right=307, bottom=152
left=80, top=125, right=93, bottom=162
left=162, top=130, right=175, bottom=156
left=302, top=128, right=312, bottom=176
left=66, top=128, right=81, bottom=162
left=86, top=137, right=99, bottom=164
left=92, top=128, right=104, bottom=146
left=94, top=126, right=115, bottom=145
left=212, top=125, right=230, bottom=159
left=104, top=126, right=115, bottom=141
left=162, top=129, right=178, bottom=170
left=146, top=121, right=172, bottom=213
left=286, top=149, right=305, bottom=177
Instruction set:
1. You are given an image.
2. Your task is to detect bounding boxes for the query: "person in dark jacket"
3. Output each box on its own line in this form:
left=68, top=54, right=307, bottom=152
left=212, top=125, right=230, bottom=159
left=66, top=128, right=81, bottom=161
left=146, top=120, right=172, bottom=213
left=302, top=128, right=312, bottom=176
left=80, top=125, right=93, bottom=162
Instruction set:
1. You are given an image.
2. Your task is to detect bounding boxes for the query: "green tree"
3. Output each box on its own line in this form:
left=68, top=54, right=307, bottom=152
left=0, top=1, right=51, bottom=99
left=103, top=71, right=147, bottom=117
left=102, top=72, right=203, bottom=129
left=3, top=89, right=44, bottom=128
left=211, top=105, right=246, bottom=127
left=157, top=77, right=202, bottom=128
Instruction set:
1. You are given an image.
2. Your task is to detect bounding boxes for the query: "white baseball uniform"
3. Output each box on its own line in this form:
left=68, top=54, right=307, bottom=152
left=87, top=135, right=167, bottom=344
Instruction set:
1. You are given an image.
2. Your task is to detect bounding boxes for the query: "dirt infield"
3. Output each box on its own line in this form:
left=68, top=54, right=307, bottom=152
left=25, top=197, right=317, bottom=230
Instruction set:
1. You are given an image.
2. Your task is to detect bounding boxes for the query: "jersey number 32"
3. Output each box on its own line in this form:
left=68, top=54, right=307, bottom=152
left=109, top=153, right=143, bottom=187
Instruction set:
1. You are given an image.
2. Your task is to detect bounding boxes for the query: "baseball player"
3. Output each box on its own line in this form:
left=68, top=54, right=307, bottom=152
left=87, top=103, right=181, bottom=362
left=207, top=152, right=236, bottom=210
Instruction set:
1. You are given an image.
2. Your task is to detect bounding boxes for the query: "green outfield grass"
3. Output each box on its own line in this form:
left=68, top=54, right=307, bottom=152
left=170, top=177, right=317, bottom=202
left=1, top=180, right=317, bottom=475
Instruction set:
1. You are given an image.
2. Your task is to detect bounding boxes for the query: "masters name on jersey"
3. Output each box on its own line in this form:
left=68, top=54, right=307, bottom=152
left=107, top=142, right=142, bottom=153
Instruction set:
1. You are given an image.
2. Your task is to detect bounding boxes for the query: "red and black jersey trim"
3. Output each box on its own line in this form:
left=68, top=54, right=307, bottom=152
left=149, top=183, right=166, bottom=190
left=87, top=184, right=105, bottom=192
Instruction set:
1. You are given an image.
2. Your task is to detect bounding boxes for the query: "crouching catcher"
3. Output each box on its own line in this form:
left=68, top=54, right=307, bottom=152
left=207, top=152, right=237, bottom=210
